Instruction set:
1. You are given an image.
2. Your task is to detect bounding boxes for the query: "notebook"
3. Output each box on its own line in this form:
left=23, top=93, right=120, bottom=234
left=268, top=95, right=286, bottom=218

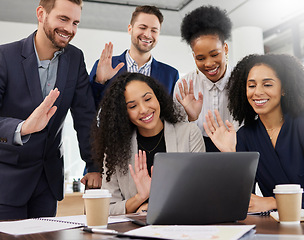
left=130, top=152, right=259, bottom=225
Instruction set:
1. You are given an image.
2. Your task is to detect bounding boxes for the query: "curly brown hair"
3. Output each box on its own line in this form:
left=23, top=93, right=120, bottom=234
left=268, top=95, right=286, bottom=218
left=91, top=72, right=184, bottom=182
left=228, top=54, right=304, bottom=126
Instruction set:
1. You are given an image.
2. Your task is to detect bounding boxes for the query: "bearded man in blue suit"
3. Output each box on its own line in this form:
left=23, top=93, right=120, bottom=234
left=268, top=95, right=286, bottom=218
left=0, top=0, right=101, bottom=220
left=89, top=5, right=179, bottom=108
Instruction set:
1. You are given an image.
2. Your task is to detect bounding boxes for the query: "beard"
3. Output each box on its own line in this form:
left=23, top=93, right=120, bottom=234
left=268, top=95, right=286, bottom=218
left=131, top=34, right=156, bottom=53
left=43, top=16, right=74, bottom=49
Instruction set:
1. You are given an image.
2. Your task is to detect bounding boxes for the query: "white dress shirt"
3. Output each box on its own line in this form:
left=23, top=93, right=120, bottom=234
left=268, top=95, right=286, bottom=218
left=173, top=66, right=239, bottom=137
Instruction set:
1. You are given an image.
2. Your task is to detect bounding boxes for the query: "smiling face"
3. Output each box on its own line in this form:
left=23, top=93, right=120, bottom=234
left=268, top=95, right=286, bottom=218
left=246, top=64, right=283, bottom=117
left=38, top=0, right=81, bottom=49
left=124, top=80, right=163, bottom=137
left=191, top=35, right=228, bottom=83
left=128, top=13, right=160, bottom=53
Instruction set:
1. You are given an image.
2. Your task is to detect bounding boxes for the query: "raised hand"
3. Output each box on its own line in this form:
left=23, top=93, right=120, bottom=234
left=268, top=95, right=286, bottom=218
left=95, top=42, right=124, bottom=84
left=21, top=88, right=60, bottom=136
left=129, top=150, right=151, bottom=202
left=203, top=109, right=236, bottom=152
left=175, top=79, right=203, bottom=121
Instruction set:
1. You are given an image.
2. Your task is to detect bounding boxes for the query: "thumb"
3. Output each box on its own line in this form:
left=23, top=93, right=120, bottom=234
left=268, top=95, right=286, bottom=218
left=198, top=92, right=203, bottom=102
left=225, top=120, right=235, bottom=132
left=150, top=166, right=154, bottom=178
left=114, top=62, right=124, bottom=73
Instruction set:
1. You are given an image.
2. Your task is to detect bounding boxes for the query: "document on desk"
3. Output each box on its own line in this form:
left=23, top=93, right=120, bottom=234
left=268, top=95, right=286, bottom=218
left=126, top=225, right=256, bottom=240
left=0, top=215, right=130, bottom=235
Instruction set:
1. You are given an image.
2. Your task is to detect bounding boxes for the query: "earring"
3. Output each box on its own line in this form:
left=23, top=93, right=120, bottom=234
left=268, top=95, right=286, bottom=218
left=225, top=54, right=229, bottom=64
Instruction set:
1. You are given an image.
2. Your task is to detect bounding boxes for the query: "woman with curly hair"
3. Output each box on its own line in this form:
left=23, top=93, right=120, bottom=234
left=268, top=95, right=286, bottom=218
left=173, top=5, right=239, bottom=152
left=204, top=53, right=304, bottom=212
left=92, top=72, right=205, bottom=215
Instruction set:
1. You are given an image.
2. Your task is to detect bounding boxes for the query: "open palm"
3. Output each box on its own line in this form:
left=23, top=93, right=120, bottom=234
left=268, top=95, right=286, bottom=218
left=175, top=79, right=203, bottom=121
left=95, top=42, right=124, bottom=84
left=203, top=109, right=237, bottom=152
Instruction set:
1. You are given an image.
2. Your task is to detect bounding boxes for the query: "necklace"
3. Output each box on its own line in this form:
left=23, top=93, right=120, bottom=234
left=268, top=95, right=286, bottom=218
left=137, top=131, right=164, bottom=154
left=265, top=116, right=284, bottom=140
left=267, top=128, right=278, bottom=140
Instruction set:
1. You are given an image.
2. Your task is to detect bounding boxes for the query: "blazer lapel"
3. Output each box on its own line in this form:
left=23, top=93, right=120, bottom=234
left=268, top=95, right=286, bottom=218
left=47, top=49, right=69, bottom=128
left=150, top=59, right=160, bottom=81
left=21, top=33, right=44, bottom=107
left=164, top=121, right=177, bottom=152
left=129, top=131, right=138, bottom=197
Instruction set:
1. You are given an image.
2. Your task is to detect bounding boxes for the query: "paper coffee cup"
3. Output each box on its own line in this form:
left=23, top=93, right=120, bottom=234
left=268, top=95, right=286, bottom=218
left=83, top=189, right=111, bottom=228
left=273, top=184, right=303, bottom=224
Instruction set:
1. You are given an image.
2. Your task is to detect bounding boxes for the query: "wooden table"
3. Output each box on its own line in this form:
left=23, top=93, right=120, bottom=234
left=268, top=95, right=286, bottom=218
left=0, top=214, right=303, bottom=240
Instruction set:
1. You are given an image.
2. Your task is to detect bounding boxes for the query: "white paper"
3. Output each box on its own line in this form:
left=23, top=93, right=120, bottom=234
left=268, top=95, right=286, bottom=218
left=126, top=225, right=256, bottom=240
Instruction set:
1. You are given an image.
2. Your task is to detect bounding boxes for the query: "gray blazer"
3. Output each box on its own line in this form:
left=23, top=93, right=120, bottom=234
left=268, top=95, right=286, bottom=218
left=102, top=121, right=205, bottom=215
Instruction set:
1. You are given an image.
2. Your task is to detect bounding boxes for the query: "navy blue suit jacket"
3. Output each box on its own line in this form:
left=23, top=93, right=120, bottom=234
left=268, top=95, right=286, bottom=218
left=89, top=50, right=179, bottom=108
left=0, top=32, right=98, bottom=206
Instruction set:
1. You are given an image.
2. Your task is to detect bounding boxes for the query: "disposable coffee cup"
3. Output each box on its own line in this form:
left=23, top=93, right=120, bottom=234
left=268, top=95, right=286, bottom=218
left=83, top=189, right=111, bottom=228
left=273, top=184, right=303, bottom=224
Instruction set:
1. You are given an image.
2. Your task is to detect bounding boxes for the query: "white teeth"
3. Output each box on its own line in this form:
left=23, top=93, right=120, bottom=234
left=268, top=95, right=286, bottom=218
left=142, top=113, right=153, bottom=121
left=141, top=39, right=152, bottom=43
left=58, top=33, right=69, bottom=38
left=254, top=100, right=268, bottom=104
left=208, top=67, right=218, bottom=73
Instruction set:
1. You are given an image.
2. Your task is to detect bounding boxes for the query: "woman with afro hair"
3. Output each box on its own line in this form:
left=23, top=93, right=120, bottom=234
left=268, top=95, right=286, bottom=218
left=174, top=5, right=239, bottom=152
left=204, top=53, right=304, bottom=212
left=91, top=72, right=205, bottom=215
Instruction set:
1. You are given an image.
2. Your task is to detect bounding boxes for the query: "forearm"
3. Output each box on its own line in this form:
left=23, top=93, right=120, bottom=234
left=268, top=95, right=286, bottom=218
left=125, top=194, right=147, bottom=214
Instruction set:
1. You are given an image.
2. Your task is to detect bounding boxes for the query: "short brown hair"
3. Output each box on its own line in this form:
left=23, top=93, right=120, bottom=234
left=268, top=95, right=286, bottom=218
left=130, top=5, right=163, bottom=25
left=39, top=0, right=83, bottom=13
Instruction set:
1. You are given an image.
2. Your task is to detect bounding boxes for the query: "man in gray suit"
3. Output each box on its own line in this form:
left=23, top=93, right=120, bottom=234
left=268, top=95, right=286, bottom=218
left=0, top=0, right=101, bottom=220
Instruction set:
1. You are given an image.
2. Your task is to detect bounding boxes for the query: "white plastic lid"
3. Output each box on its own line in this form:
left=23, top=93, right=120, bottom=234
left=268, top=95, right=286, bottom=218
left=82, top=189, right=112, bottom=198
left=273, top=184, right=303, bottom=194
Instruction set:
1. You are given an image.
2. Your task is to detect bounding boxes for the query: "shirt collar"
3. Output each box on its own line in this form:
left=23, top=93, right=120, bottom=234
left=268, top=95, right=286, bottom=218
left=33, top=37, right=64, bottom=68
left=200, top=65, right=231, bottom=91
left=126, top=50, right=153, bottom=69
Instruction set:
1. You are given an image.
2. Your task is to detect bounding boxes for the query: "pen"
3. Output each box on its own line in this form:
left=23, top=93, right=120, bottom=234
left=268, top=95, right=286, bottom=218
left=83, top=227, right=167, bottom=239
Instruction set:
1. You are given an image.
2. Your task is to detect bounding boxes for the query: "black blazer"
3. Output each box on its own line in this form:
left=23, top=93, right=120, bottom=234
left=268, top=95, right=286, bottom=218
left=0, top=32, right=98, bottom=206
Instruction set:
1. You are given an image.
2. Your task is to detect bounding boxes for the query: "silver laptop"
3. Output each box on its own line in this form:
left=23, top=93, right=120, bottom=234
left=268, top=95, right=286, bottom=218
left=140, top=152, right=259, bottom=225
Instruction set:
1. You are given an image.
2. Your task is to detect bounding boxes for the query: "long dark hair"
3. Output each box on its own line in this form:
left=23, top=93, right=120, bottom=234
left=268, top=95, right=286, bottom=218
left=228, top=54, right=304, bottom=125
left=91, top=72, right=184, bottom=181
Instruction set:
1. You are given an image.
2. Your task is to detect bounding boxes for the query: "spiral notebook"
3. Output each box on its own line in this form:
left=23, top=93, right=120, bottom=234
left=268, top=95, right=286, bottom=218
left=0, top=217, right=84, bottom=235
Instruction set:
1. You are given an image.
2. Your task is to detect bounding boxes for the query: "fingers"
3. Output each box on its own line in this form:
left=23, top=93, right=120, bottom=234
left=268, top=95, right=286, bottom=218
left=177, top=82, right=185, bottom=100
left=138, top=150, right=143, bottom=171
left=99, top=42, right=113, bottom=61
left=225, top=120, right=236, bottom=132
left=198, top=91, right=203, bottom=103
left=188, top=79, right=194, bottom=95
left=47, top=106, right=57, bottom=119
left=82, top=173, right=102, bottom=189
left=204, top=110, right=217, bottom=134
left=141, top=151, right=147, bottom=171
left=203, top=122, right=213, bottom=138
left=175, top=93, right=182, bottom=105
left=177, top=79, right=190, bottom=100
left=214, top=109, right=225, bottom=127
left=43, top=88, right=60, bottom=109
left=129, top=164, right=136, bottom=179
left=182, top=79, right=189, bottom=95
left=134, top=153, right=140, bottom=173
